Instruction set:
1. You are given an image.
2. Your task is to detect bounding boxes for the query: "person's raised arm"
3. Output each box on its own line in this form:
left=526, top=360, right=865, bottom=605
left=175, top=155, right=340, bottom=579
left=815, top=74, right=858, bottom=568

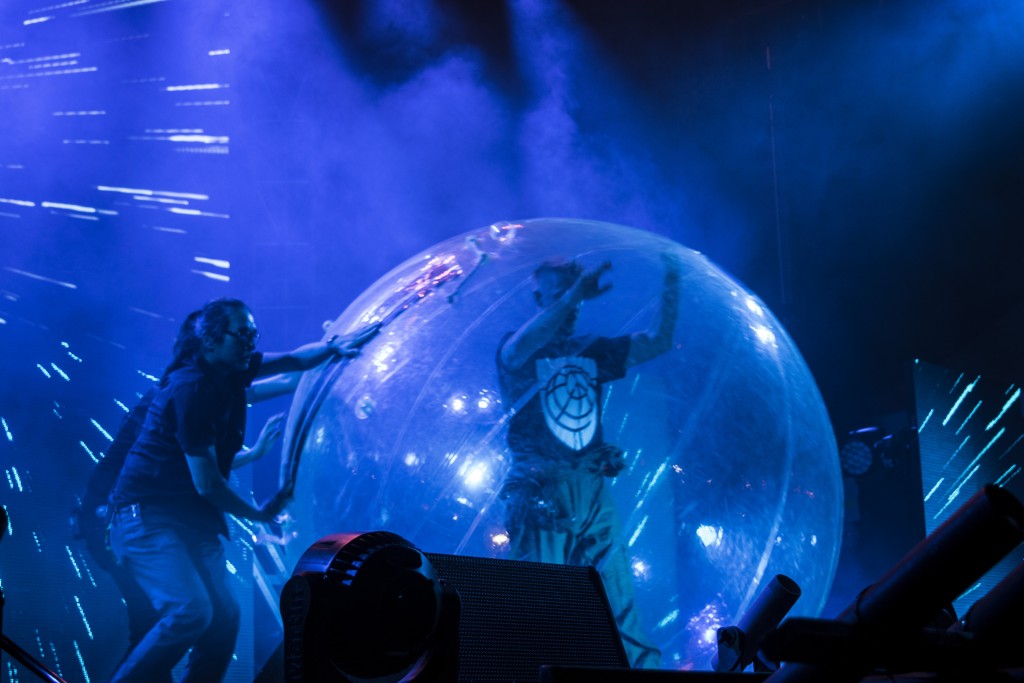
left=258, top=337, right=355, bottom=377
left=626, top=252, right=681, bottom=368
left=501, top=261, right=613, bottom=371
left=232, top=413, right=284, bottom=470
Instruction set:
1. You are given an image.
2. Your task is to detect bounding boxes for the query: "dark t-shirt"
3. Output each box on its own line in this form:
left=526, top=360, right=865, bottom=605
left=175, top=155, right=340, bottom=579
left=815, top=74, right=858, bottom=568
left=498, top=333, right=630, bottom=465
left=111, top=353, right=262, bottom=537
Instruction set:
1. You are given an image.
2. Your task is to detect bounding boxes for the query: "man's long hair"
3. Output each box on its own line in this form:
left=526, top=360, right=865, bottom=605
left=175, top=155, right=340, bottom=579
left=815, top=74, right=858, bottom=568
left=161, top=298, right=248, bottom=380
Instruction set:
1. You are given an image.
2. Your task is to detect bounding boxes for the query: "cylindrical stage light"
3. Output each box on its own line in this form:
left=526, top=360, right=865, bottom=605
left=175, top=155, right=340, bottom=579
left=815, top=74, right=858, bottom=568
left=959, top=560, right=1024, bottom=641
left=713, top=574, right=801, bottom=673
left=765, top=484, right=1024, bottom=683
left=280, top=531, right=444, bottom=683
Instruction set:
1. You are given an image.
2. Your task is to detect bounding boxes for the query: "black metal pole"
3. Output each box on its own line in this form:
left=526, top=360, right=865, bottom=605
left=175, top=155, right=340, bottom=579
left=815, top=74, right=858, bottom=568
left=0, top=504, right=68, bottom=683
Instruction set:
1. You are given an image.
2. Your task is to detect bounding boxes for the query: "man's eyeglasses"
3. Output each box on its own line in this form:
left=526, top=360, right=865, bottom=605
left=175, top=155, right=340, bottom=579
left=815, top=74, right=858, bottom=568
left=224, top=328, right=260, bottom=346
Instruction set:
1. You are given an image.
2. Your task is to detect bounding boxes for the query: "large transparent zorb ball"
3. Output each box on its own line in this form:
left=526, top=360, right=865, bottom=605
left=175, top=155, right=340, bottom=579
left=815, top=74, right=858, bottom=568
left=282, top=218, right=842, bottom=669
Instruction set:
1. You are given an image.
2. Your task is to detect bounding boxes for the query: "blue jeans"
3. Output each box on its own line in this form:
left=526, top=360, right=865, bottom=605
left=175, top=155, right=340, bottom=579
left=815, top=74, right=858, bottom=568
left=108, top=504, right=240, bottom=683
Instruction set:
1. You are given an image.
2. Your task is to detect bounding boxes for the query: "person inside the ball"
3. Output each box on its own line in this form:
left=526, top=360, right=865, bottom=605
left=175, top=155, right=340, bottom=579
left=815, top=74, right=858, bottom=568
left=497, top=253, right=681, bottom=669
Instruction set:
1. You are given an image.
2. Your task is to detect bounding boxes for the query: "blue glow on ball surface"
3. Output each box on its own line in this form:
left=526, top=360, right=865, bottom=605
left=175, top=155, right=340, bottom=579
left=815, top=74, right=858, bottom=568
left=282, top=218, right=842, bottom=669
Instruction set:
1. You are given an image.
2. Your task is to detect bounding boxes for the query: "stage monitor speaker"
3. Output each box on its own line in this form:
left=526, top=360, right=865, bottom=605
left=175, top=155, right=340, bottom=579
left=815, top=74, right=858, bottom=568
left=423, top=552, right=629, bottom=682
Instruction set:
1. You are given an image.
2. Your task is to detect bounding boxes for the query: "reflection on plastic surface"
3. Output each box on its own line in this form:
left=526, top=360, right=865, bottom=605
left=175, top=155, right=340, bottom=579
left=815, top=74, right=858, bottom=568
left=282, top=218, right=842, bottom=669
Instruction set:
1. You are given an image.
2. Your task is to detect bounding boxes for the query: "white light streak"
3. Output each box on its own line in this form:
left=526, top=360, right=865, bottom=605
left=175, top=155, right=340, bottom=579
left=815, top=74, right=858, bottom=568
left=80, top=442, right=99, bottom=463
left=24, top=16, right=53, bottom=25
left=942, top=376, right=978, bottom=426
left=6, top=51, right=80, bottom=62
left=1, top=417, right=13, bottom=442
left=41, top=201, right=96, bottom=213
left=1001, top=434, right=1024, bottom=460
left=941, top=436, right=970, bottom=470
left=7, top=265, right=78, bottom=288
left=98, top=185, right=209, bottom=200
left=194, top=256, right=229, bottom=269
left=745, top=297, right=765, bottom=317
left=30, top=60, right=79, bottom=69
left=175, top=100, right=230, bottom=107
left=31, top=0, right=85, bottom=12
left=208, top=49, right=230, bottom=56
left=53, top=110, right=105, bottom=116
left=985, top=388, right=1020, bottom=431
left=50, top=362, right=70, bottom=381
left=175, top=145, right=229, bottom=155
left=37, top=363, right=52, bottom=378
left=924, top=477, right=944, bottom=502
left=935, top=472, right=974, bottom=520
left=11, top=466, right=23, bottom=492
left=74, top=0, right=168, bottom=16
left=165, top=83, right=229, bottom=91
left=0, top=198, right=35, bottom=207
left=73, top=595, right=94, bottom=639
left=0, top=66, right=97, bottom=79
left=192, top=270, right=230, bottom=282
left=657, top=610, right=679, bottom=629
left=73, top=639, right=91, bottom=683
left=90, top=419, right=113, bottom=441
left=955, top=401, right=982, bottom=435
left=131, top=133, right=230, bottom=146
left=133, top=195, right=188, bottom=205
left=66, top=546, right=82, bottom=579
left=995, top=465, right=1021, bottom=487
left=169, top=207, right=229, bottom=218
left=628, top=515, right=649, bottom=547
left=950, top=429, right=1006, bottom=497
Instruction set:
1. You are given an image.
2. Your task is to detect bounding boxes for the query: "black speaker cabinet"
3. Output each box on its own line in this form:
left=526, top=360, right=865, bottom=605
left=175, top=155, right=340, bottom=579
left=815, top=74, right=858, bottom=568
left=423, top=553, right=629, bottom=682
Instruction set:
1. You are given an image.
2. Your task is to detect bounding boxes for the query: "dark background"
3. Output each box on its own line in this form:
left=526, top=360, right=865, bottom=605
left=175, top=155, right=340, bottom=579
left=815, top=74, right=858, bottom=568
left=1, top=0, right=1021, bottom=680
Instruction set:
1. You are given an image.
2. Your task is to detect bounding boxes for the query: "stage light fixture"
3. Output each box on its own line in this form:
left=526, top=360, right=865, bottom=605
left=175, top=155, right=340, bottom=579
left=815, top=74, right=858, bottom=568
left=281, top=530, right=631, bottom=683
left=280, top=531, right=449, bottom=683
left=713, top=574, right=802, bottom=673
left=959, top=560, right=1024, bottom=643
left=838, top=427, right=883, bottom=475
left=763, top=484, right=1024, bottom=683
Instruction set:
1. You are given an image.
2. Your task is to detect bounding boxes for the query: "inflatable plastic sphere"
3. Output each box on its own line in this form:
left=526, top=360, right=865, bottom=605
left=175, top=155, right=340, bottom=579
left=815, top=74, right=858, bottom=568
left=281, top=218, right=842, bottom=670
